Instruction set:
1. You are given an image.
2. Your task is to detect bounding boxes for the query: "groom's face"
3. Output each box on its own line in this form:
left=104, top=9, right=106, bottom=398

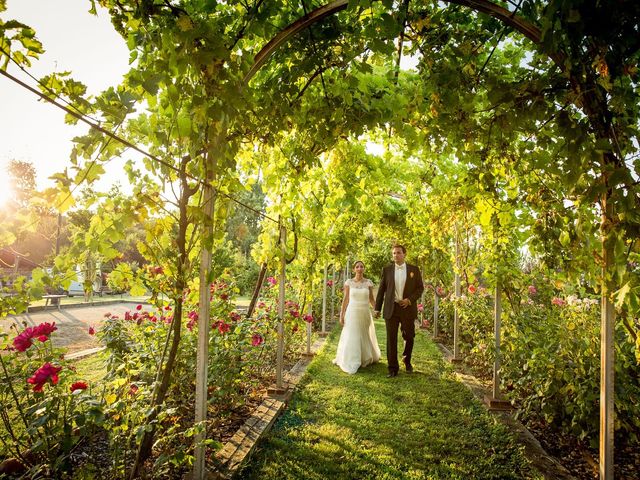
left=392, top=247, right=405, bottom=265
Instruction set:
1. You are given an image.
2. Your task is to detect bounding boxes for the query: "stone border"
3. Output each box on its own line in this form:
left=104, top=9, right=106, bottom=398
left=66, top=346, right=106, bottom=361
left=436, top=343, right=577, bottom=480
left=212, top=336, right=329, bottom=479
left=25, top=299, right=149, bottom=313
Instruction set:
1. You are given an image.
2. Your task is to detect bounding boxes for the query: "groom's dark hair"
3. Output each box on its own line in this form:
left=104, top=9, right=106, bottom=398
left=392, top=244, right=406, bottom=254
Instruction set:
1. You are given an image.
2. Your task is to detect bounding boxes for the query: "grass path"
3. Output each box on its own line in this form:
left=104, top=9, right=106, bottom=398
left=240, top=319, right=542, bottom=480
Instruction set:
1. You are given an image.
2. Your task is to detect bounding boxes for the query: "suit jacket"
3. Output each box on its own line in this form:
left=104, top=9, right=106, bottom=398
left=375, top=263, right=424, bottom=320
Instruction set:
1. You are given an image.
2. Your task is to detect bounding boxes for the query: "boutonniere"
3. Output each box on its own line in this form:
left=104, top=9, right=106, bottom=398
left=410, top=272, right=414, bottom=278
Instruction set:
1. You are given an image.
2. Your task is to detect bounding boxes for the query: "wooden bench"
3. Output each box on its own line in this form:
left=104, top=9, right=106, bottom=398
left=42, top=294, right=66, bottom=310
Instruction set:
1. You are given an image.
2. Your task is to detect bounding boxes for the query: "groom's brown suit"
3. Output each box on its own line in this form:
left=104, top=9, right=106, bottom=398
left=375, top=263, right=424, bottom=374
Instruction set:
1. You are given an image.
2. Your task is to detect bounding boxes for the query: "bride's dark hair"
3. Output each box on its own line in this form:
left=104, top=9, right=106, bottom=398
left=353, top=260, right=365, bottom=269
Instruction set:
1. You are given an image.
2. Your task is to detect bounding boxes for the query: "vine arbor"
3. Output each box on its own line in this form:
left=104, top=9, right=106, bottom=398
left=1, top=0, right=639, bottom=479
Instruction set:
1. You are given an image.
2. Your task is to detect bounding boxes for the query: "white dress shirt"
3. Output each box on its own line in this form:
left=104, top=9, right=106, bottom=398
left=394, top=263, right=406, bottom=302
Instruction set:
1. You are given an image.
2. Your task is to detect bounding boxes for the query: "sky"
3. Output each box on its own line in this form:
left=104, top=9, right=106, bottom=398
left=0, top=0, right=131, bottom=203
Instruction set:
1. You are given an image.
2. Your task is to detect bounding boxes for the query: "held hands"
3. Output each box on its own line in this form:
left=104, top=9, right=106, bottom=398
left=373, top=310, right=380, bottom=318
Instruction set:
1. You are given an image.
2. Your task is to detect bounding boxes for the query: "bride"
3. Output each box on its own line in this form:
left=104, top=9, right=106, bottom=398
left=333, top=260, right=381, bottom=374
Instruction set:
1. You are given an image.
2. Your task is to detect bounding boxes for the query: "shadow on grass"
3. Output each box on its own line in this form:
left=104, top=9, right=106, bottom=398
left=239, top=320, right=542, bottom=480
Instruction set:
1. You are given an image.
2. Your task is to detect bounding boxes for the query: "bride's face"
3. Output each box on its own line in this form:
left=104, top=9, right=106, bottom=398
left=354, top=262, right=365, bottom=275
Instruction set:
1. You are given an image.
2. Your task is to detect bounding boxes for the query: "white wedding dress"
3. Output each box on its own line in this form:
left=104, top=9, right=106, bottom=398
left=333, top=278, right=381, bottom=374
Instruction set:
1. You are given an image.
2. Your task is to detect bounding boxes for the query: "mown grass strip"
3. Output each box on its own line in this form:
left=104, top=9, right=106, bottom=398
left=241, top=319, right=543, bottom=480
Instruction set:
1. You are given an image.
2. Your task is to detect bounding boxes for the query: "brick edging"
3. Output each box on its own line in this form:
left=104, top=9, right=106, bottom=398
left=212, top=336, right=329, bottom=479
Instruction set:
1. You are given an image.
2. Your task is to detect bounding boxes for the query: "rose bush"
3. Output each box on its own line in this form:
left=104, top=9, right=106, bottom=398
left=0, top=322, right=103, bottom=477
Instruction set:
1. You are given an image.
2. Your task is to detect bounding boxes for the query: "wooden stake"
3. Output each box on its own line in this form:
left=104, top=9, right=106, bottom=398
left=321, top=264, right=328, bottom=335
left=452, top=230, right=462, bottom=363
left=600, top=197, right=614, bottom=480
left=193, top=180, right=214, bottom=479
left=484, top=281, right=511, bottom=411
left=433, top=291, right=439, bottom=338
left=275, top=222, right=286, bottom=391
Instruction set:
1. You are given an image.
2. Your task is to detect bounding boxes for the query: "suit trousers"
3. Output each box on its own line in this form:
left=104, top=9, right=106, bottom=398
left=385, top=303, right=415, bottom=373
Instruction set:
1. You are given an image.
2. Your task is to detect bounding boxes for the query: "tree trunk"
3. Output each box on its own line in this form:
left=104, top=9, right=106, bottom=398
left=246, top=262, right=268, bottom=318
left=129, top=159, right=192, bottom=479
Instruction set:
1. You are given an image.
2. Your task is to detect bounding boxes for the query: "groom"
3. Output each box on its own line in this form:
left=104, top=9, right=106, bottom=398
left=374, top=244, right=424, bottom=377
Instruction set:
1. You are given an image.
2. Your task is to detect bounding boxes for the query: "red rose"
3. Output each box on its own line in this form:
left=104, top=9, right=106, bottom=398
left=27, top=363, right=62, bottom=392
left=13, top=327, right=35, bottom=352
left=251, top=334, right=264, bottom=346
left=70, top=381, right=88, bottom=392
left=136, top=304, right=142, bottom=311
left=88, top=326, right=95, bottom=335
left=213, top=321, right=230, bottom=334
left=33, top=322, right=57, bottom=337
left=468, top=285, right=477, bottom=294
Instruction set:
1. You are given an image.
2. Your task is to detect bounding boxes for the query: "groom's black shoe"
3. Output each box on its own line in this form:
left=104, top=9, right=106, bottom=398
left=404, top=363, right=414, bottom=373
left=387, top=371, right=398, bottom=378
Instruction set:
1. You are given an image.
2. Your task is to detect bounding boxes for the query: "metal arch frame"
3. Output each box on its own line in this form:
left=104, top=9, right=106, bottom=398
left=243, top=0, right=542, bottom=83
left=241, top=3, right=615, bottom=480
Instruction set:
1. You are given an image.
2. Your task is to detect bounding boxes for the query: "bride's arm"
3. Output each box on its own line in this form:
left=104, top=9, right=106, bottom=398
left=340, top=285, right=350, bottom=326
left=369, top=285, right=375, bottom=309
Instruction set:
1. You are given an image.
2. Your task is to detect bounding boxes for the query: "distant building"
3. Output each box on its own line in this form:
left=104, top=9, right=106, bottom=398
left=0, top=247, right=40, bottom=284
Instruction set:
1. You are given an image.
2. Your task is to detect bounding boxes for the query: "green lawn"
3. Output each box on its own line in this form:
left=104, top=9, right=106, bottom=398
left=240, top=319, right=543, bottom=480
left=72, top=351, right=108, bottom=385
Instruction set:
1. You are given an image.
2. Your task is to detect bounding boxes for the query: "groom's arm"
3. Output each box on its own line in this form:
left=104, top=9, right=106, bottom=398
left=374, top=267, right=386, bottom=313
left=407, top=267, right=424, bottom=304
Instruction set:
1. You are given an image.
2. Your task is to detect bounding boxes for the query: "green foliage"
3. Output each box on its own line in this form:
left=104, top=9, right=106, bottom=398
left=92, top=274, right=311, bottom=475
left=502, top=295, right=640, bottom=445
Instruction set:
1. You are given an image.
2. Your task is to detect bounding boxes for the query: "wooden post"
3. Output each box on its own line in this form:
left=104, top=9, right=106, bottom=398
left=433, top=291, right=439, bottom=338
left=275, top=222, right=286, bottom=392
left=330, top=266, right=336, bottom=322
left=484, top=280, right=511, bottom=411
left=304, top=300, right=313, bottom=357
left=193, top=180, right=214, bottom=479
left=452, top=231, right=462, bottom=363
left=321, top=264, right=328, bottom=336
left=600, top=196, right=614, bottom=480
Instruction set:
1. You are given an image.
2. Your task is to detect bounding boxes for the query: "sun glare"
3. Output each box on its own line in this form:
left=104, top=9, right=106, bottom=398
left=0, top=167, right=13, bottom=209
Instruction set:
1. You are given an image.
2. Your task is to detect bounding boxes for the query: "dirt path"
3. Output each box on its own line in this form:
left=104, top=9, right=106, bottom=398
left=1, top=303, right=145, bottom=354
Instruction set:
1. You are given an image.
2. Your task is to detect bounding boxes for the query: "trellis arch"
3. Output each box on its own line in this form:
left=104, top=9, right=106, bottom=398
left=234, top=3, right=620, bottom=479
